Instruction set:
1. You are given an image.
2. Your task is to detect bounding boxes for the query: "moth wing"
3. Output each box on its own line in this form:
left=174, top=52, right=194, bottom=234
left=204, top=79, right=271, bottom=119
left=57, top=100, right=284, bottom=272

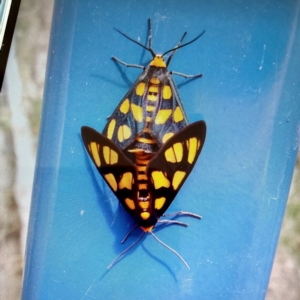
left=102, top=75, right=146, bottom=149
left=149, top=76, right=189, bottom=145
left=147, top=120, right=206, bottom=217
left=81, top=126, right=138, bottom=215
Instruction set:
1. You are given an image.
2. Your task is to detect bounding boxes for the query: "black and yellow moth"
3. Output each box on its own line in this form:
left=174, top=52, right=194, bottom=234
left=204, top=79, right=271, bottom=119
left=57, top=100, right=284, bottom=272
left=81, top=121, right=206, bottom=268
left=103, top=19, right=205, bottom=155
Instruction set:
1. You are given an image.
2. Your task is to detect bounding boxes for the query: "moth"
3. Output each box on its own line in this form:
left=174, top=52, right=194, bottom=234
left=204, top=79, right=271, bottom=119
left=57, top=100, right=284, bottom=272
left=103, top=19, right=205, bottom=156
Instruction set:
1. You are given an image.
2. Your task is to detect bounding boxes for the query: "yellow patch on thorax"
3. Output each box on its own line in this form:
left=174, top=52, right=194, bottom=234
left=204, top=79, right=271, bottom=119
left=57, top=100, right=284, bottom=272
left=150, top=77, right=160, bottom=84
left=150, top=55, right=166, bottom=68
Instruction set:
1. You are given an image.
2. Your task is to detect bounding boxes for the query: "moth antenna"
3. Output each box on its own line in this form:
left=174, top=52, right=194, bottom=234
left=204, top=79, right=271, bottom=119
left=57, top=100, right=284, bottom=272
left=166, top=31, right=187, bottom=66
left=121, top=224, right=139, bottom=243
left=114, top=27, right=156, bottom=58
left=108, top=232, right=145, bottom=269
left=150, top=231, right=190, bottom=269
left=147, top=18, right=152, bottom=49
left=162, top=30, right=205, bottom=57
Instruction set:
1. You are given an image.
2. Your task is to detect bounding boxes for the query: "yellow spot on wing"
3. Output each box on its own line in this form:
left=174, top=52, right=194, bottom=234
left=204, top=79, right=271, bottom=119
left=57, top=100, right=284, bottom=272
left=118, top=125, right=131, bottom=142
left=120, top=98, right=130, bottom=114
left=155, top=109, right=172, bottom=125
left=155, top=197, right=166, bottom=210
left=140, top=212, right=150, bottom=220
left=188, top=137, right=198, bottom=164
left=107, top=119, right=116, bottom=140
left=103, top=146, right=110, bottom=164
left=136, top=82, right=146, bottom=96
left=163, top=85, right=172, bottom=100
left=90, top=142, right=101, bottom=167
left=104, top=173, right=117, bottom=191
left=125, top=198, right=135, bottom=210
left=119, top=172, right=133, bottom=190
left=162, top=132, right=174, bottom=143
left=173, top=142, right=183, bottom=162
left=173, top=106, right=184, bottom=122
left=139, top=201, right=149, bottom=209
left=110, top=149, right=118, bottom=165
left=131, top=103, right=143, bottom=122
left=102, top=146, right=118, bottom=165
left=123, top=125, right=131, bottom=139
left=165, top=147, right=176, bottom=163
left=151, top=171, right=170, bottom=189
left=172, top=171, right=186, bottom=190
left=118, top=127, right=124, bottom=142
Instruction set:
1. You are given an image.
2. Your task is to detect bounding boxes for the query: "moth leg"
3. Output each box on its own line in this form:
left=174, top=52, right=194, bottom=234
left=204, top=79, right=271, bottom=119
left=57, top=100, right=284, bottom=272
left=170, top=70, right=202, bottom=79
left=163, top=210, right=202, bottom=219
left=112, top=56, right=145, bottom=70
left=157, top=219, right=188, bottom=227
left=121, top=224, right=139, bottom=243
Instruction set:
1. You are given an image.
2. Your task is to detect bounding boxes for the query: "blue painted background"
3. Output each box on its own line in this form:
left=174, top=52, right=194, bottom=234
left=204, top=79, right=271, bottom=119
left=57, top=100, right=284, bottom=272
left=22, top=0, right=300, bottom=299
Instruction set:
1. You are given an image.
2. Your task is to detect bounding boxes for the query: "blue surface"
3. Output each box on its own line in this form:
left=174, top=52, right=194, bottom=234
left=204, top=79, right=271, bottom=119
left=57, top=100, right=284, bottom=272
left=23, top=0, right=300, bottom=299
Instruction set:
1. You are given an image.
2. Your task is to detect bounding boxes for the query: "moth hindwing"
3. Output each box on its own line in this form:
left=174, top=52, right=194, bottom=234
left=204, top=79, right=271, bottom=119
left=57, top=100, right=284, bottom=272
left=81, top=120, right=206, bottom=232
left=103, top=19, right=205, bottom=151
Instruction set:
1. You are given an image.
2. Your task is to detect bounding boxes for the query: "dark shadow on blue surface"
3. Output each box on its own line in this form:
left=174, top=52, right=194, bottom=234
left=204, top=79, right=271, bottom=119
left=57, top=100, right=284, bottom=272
left=89, top=72, right=132, bottom=89
left=142, top=243, right=177, bottom=282
left=79, top=134, right=137, bottom=254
